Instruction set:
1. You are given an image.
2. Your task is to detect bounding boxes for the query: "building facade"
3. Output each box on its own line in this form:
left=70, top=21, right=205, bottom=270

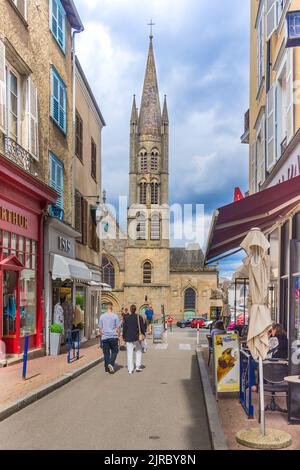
left=243, top=0, right=300, bottom=335
left=101, top=35, right=221, bottom=321
left=0, top=1, right=104, bottom=357
left=0, top=0, right=84, bottom=356
left=73, top=57, right=105, bottom=341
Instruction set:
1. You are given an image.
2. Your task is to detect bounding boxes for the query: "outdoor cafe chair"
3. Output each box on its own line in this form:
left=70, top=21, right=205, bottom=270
left=258, top=361, right=288, bottom=422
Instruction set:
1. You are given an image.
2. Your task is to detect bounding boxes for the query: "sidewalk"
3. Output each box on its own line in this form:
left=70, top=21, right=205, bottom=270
left=200, top=346, right=300, bottom=450
left=0, top=339, right=102, bottom=407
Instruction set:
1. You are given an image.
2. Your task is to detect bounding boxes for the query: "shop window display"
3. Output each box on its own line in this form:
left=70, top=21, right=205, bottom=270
left=0, top=230, right=37, bottom=337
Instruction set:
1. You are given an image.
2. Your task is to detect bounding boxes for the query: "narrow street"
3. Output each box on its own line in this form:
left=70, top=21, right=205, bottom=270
left=0, top=330, right=211, bottom=450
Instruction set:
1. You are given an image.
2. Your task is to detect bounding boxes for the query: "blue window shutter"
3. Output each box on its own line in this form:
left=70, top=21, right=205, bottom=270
left=49, top=152, right=63, bottom=209
left=51, top=68, right=66, bottom=133
left=49, top=0, right=66, bottom=52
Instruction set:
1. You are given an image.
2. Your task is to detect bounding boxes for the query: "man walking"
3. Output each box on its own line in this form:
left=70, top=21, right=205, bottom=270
left=99, top=302, right=120, bottom=374
left=145, top=304, right=154, bottom=335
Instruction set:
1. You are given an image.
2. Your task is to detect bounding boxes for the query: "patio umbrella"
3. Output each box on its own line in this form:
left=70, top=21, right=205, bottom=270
left=240, top=228, right=273, bottom=436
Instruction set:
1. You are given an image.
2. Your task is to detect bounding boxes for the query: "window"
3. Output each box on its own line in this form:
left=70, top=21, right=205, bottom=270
left=140, top=152, right=147, bottom=172
left=151, top=182, right=158, bottom=204
left=151, top=151, right=158, bottom=171
left=51, top=68, right=66, bottom=133
left=74, top=190, right=88, bottom=245
left=49, top=152, right=63, bottom=210
left=150, top=213, right=160, bottom=240
left=89, top=207, right=99, bottom=252
left=256, top=115, right=266, bottom=188
left=0, top=231, right=37, bottom=337
left=143, top=261, right=152, bottom=284
left=269, top=228, right=279, bottom=279
left=257, top=8, right=264, bottom=89
left=91, top=138, right=97, bottom=181
left=184, top=288, right=196, bottom=310
left=50, top=0, right=66, bottom=52
left=139, top=182, right=147, bottom=205
left=6, top=66, right=19, bottom=142
left=75, top=111, right=83, bottom=161
left=137, top=213, right=146, bottom=240
left=12, top=0, right=27, bottom=19
left=102, top=256, right=115, bottom=289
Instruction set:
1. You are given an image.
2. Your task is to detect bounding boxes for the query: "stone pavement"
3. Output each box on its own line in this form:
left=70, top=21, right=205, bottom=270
left=0, top=339, right=102, bottom=406
left=200, top=346, right=300, bottom=450
left=0, top=329, right=212, bottom=450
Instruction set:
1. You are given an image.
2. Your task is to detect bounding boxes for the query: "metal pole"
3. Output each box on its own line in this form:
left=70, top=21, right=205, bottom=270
left=259, top=357, right=266, bottom=436
left=197, top=324, right=200, bottom=345
left=234, top=279, right=237, bottom=327
left=22, top=335, right=29, bottom=380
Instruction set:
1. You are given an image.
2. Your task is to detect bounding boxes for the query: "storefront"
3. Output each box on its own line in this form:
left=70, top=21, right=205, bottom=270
left=205, top=174, right=300, bottom=377
left=0, top=155, right=56, bottom=355
left=44, top=218, right=104, bottom=351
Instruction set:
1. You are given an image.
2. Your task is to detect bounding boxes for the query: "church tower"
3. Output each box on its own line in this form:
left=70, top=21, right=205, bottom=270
left=128, top=33, right=169, bottom=247
left=125, top=32, right=170, bottom=310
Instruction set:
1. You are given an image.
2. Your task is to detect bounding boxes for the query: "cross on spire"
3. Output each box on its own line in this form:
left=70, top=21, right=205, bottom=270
left=148, top=19, right=155, bottom=39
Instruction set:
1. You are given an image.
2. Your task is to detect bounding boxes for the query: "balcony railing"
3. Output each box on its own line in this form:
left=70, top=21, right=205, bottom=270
left=2, top=135, right=40, bottom=179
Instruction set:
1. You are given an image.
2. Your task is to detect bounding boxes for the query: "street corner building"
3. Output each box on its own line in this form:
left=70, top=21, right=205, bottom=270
left=100, top=34, right=222, bottom=322
left=0, top=0, right=105, bottom=359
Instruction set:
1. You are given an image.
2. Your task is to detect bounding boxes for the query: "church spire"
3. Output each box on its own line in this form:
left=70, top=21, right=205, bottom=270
left=130, top=94, right=138, bottom=123
left=162, top=95, right=169, bottom=124
left=138, top=35, right=161, bottom=136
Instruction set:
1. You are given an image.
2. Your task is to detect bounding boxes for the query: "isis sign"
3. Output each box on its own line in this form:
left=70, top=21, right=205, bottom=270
left=286, top=11, right=300, bottom=48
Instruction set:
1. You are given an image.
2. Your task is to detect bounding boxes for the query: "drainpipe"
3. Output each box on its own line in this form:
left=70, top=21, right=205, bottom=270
left=72, top=28, right=83, bottom=227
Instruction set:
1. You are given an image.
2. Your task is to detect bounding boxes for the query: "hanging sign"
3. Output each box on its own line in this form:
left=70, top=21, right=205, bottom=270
left=214, top=334, right=240, bottom=393
left=286, top=11, right=300, bottom=48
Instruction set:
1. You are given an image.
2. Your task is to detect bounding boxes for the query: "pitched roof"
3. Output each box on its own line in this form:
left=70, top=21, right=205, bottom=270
left=170, top=248, right=205, bottom=272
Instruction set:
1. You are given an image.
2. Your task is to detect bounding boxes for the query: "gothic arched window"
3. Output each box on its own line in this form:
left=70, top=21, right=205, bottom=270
left=102, top=256, right=115, bottom=289
left=137, top=213, right=146, bottom=240
left=151, top=150, right=158, bottom=171
left=140, top=152, right=147, bottom=173
left=151, top=181, right=159, bottom=204
left=184, top=288, right=196, bottom=310
left=143, top=261, right=152, bottom=284
left=150, top=213, right=160, bottom=240
left=139, top=182, right=147, bottom=205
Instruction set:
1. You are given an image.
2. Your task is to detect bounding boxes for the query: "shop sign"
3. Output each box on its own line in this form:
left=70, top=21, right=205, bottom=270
left=0, top=206, right=28, bottom=229
left=214, top=334, right=240, bottom=393
left=58, top=236, right=71, bottom=254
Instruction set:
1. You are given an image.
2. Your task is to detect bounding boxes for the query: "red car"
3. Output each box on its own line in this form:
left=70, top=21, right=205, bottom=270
left=190, top=317, right=206, bottom=329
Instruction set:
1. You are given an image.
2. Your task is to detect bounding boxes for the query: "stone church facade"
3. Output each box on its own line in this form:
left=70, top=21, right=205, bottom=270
left=101, top=36, right=222, bottom=321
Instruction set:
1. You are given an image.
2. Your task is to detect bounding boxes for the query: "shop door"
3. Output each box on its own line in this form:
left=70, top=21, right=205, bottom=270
left=1, top=269, right=20, bottom=354
left=289, top=240, right=300, bottom=376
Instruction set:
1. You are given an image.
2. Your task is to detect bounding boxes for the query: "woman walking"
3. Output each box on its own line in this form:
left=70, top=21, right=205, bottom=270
left=123, top=305, right=147, bottom=374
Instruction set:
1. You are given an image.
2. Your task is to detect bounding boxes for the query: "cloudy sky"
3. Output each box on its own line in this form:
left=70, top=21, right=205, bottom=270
left=75, top=0, right=250, bottom=278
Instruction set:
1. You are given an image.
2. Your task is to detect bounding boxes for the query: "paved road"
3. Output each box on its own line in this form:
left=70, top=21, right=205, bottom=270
left=0, top=329, right=211, bottom=450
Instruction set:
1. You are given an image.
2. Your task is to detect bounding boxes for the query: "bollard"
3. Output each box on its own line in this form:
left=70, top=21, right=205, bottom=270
left=197, top=325, right=200, bottom=346
left=22, top=335, right=29, bottom=380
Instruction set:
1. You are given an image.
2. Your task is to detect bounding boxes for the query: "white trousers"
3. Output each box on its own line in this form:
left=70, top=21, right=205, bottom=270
left=126, top=341, right=142, bottom=372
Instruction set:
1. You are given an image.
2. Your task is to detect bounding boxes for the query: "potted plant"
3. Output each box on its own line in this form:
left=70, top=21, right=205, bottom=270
left=50, top=323, right=63, bottom=356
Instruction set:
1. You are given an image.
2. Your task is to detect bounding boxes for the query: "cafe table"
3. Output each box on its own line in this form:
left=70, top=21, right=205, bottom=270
left=284, top=375, right=300, bottom=424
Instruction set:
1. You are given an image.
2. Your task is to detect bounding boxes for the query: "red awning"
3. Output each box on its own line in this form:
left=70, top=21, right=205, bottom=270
left=205, top=175, right=300, bottom=263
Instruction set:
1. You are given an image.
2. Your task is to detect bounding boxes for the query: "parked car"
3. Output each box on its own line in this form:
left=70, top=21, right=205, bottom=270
left=176, top=319, right=193, bottom=328
left=228, top=313, right=249, bottom=331
left=203, top=319, right=214, bottom=329
left=190, top=317, right=207, bottom=329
